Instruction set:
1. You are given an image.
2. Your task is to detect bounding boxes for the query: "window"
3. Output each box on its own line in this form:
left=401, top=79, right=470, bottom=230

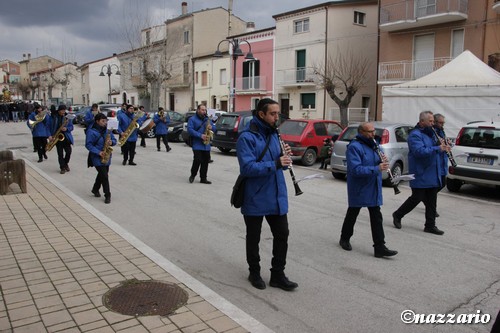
left=296, top=50, right=306, bottom=82
left=129, top=63, right=133, bottom=77
left=146, top=31, right=150, bottom=45
left=251, top=98, right=260, bottom=110
left=294, top=18, right=309, bottom=33
left=242, top=60, right=260, bottom=89
left=451, top=29, right=464, bottom=58
left=183, top=31, right=190, bottom=44
left=416, top=0, right=436, bottom=17
left=195, top=72, right=198, bottom=84
left=81, top=73, right=85, bottom=84
left=300, top=93, right=315, bottom=109
left=220, top=69, right=227, bottom=85
left=201, top=71, right=207, bottom=86
left=354, top=11, right=366, bottom=25
left=183, top=61, right=189, bottom=75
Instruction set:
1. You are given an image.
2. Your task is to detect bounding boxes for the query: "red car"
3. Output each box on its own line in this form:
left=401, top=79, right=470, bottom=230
left=278, top=119, right=343, bottom=166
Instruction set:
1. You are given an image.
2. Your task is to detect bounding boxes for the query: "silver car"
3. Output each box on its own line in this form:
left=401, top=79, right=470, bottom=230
left=330, top=122, right=413, bottom=186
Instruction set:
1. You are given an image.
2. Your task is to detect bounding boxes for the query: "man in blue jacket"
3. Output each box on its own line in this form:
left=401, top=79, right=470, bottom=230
left=51, top=105, right=74, bottom=174
left=236, top=98, right=298, bottom=291
left=393, top=111, right=450, bottom=235
left=153, top=107, right=171, bottom=152
left=339, top=122, right=398, bottom=258
left=187, top=104, right=215, bottom=184
left=118, top=104, right=147, bottom=166
left=27, top=104, right=52, bottom=163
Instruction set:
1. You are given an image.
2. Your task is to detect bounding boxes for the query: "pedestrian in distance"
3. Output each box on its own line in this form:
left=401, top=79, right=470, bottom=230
left=27, top=103, right=52, bottom=163
left=138, top=106, right=148, bottom=148
left=117, top=104, right=147, bottom=166
left=153, top=107, right=172, bottom=152
left=392, top=111, right=450, bottom=235
left=318, top=138, right=332, bottom=169
left=187, top=104, right=215, bottom=184
left=50, top=105, right=74, bottom=174
left=85, top=113, right=116, bottom=204
left=236, top=98, right=298, bottom=291
left=339, top=122, right=398, bottom=258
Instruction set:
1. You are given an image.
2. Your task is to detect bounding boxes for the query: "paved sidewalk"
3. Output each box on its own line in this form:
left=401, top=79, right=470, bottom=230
left=0, top=162, right=270, bottom=333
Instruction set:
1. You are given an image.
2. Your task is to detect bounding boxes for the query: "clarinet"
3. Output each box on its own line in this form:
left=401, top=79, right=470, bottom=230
left=431, top=127, right=457, bottom=167
left=373, top=140, right=400, bottom=195
left=276, top=128, right=303, bottom=196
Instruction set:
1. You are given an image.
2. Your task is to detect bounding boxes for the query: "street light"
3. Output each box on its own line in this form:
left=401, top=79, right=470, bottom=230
left=99, top=64, right=121, bottom=103
left=213, top=38, right=254, bottom=112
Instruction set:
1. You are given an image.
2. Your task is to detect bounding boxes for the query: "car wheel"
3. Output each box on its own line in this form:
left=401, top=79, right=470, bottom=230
left=332, top=172, right=346, bottom=180
left=383, top=162, right=402, bottom=187
left=301, top=148, right=317, bottom=166
left=146, top=129, right=155, bottom=139
left=177, top=133, right=183, bottom=142
left=218, top=147, right=232, bottom=153
left=446, top=178, right=462, bottom=192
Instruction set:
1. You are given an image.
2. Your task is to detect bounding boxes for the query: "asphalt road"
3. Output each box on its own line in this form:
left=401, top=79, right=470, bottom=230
left=2, top=122, right=499, bottom=333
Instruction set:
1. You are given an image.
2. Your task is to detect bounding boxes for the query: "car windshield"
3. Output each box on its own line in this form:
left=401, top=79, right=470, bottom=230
left=218, top=115, right=238, bottom=127
left=458, top=127, right=500, bottom=149
left=168, top=111, right=184, bottom=122
left=279, top=121, right=307, bottom=135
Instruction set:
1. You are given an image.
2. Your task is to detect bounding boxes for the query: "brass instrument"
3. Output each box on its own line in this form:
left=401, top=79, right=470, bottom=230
left=202, top=118, right=214, bottom=145
left=276, top=128, right=303, bottom=196
left=101, top=130, right=113, bottom=164
left=373, top=139, right=400, bottom=195
left=158, top=110, right=165, bottom=119
left=46, top=116, right=70, bottom=152
left=118, top=111, right=144, bottom=146
left=28, top=110, right=47, bottom=131
left=431, top=127, right=457, bottom=167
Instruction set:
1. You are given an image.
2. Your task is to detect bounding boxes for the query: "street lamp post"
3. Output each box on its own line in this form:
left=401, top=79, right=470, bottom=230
left=213, top=38, right=254, bottom=112
left=99, top=64, right=121, bottom=103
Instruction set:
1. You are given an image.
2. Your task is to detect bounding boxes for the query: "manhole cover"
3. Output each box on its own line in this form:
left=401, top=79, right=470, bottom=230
left=103, top=279, right=188, bottom=316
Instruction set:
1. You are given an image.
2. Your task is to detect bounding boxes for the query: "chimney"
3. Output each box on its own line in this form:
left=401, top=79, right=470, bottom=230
left=182, top=2, right=187, bottom=15
left=246, top=22, right=255, bottom=32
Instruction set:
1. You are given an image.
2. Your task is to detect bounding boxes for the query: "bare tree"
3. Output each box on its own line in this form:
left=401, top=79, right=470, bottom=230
left=314, top=50, right=371, bottom=127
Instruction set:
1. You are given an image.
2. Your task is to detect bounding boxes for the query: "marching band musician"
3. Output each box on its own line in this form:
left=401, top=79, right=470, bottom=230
left=84, top=103, right=101, bottom=130
left=153, top=107, right=172, bottom=152
left=51, top=105, right=74, bottom=174
left=117, top=104, right=147, bottom=166
left=85, top=113, right=117, bottom=204
left=27, top=103, right=52, bottom=163
left=138, top=106, right=148, bottom=148
left=187, top=104, right=215, bottom=184
left=339, top=122, right=398, bottom=258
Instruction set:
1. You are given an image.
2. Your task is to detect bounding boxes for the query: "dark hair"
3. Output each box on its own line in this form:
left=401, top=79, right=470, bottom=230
left=253, top=98, right=278, bottom=116
left=127, top=104, right=133, bottom=109
left=197, top=103, right=206, bottom=111
left=94, top=113, right=107, bottom=121
left=92, top=103, right=98, bottom=108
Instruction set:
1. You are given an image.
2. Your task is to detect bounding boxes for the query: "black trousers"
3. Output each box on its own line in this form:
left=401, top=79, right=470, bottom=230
left=190, top=150, right=210, bottom=180
left=139, top=132, right=147, bottom=146
left=33, top=136, right=47, bottom=159
left=122, top=141, right=137, bottom=162
left=93, top=166, right=110, bottom=197
left=56, top=140, right=72, bottom=169
left=244, top=214, right=289, bottom=274
left=156, top=134, right=170, bottom=150
left=394, top=187, right=439, bottom=228
left=341, top=206, right=385, bottom=248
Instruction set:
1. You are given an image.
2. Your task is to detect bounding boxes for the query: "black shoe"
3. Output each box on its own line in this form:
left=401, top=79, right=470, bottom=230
left=424, top=226, right=444, bottom=235
left=189, top=176, right=195, bottom=183
left=65, top=165, right=70, bottom=172
left=167, top=147, right=172, bottom=152
left=33, top=149, right=37, bottom=152
left=435, top=212, right=440, bottom=218
left=128, top=161, right=137, bottom=166
left=122, top=160, right=127, bottom=165
left=104, top=197, right=111, bottom=204
left=60, top=169, right=66, bottom=174
left=91, top=190, right=101, bottom=197
left=393, top=212, right=402, bottom=229
left=208, top=159, right=214, bottom=163
left=43, top=153, right=48, bottom=159
left=157, top=148, right=161, bottom=152
left=339, top=239, right=352, bottom=251
left=200, top=179, right=212, bottom=184
left=248, top=274, right=266, bottom=290
left=269, top=274, right=298, bottom=291
left=374, top=246, right=398, bottom=258
left=37, top=158, right=43, bottom=163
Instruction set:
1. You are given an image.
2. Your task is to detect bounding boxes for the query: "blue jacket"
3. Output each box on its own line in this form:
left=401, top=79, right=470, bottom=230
left=236, top=117, right=288, bottom=216
left=51, top=114, right=74, bottom=144
left=153, top=113, right=170, bottom=135
left=433, top=126, right=449, bottom=177
left=408, top=125, right=443, bottom=188
left=27, top=111, right=52, bottom=137
left=85, top=124, right=117, bottom=167
left=84, top=109, right=98, bottom=128
left=187, top=113, right=215, bottom=151
left=346, top=135, right=383, bottom=207
left=118, top=111, right=147, bottom=142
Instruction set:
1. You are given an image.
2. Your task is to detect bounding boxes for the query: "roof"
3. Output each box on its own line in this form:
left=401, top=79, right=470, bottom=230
left=273, top=0, right=377, bottom=19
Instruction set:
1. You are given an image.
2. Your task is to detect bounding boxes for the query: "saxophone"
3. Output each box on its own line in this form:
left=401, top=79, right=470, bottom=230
left=202, top=119, right=213, bottom=145
left=101, top=130, right=113, bottom=164
left=46, top=116, right=69, bottom=152
left=118, top=111, right=144, bottom=146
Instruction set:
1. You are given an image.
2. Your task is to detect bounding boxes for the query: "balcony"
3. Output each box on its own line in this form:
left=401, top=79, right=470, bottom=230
left=235, top=76, right=267, bottom=95
left=380, top=0, right=468, bottom=32
left=131, top=75, right=146, bottom=88
left=494, top=0, right=500, bottom=13
left=275, top=67, right=317, bottom=88
left=378, top=57, right=452, bottom=82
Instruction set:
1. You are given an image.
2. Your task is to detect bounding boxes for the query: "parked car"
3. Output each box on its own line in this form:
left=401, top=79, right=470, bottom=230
left=98, top=104, right=121, bottom=130
left=141, top=110, right=185, bottom=142
left=73, top=106, right=90, bottom=125
left=330, top=122, right=413, bottom=186
left=446, top=121, right=500, bottom=192
left=212, top=111, right=288, bottom=153
left=181, top=110, right=197, bottom=145
left=278, top=119, right=343, bottom=166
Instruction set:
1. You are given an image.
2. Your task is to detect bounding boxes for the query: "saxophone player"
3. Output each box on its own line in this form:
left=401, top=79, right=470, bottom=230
left=27, top=103, right=52, bottom=163
left=187, top=104, right=215, bottom=184
left=85, top=113, right=117, bottom=204
left=117, top=104, right=147, bottom=166
left=50, top=105, right=74, bottom=174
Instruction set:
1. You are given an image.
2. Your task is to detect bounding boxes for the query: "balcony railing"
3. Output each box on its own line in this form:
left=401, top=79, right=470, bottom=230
left=275, top=67, right=317, bottom=87
left=378, top=57, right=452, bottom=82
left=235, top=76, right=267, bottom=93
left=380, top=0, right=468, bottom=32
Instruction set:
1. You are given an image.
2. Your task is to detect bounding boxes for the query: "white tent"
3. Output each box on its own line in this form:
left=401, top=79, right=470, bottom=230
left=382, top=50, right=500, bottom=138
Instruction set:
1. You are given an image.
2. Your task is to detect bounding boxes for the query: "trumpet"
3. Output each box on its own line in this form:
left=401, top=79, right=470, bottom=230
left=158, top=110, right=164, bottom=118
left=373, top=139, right=400, bottom=195
left=431, top=127, right=457, bottom=167
left=276, top=128, right=303, bottom=196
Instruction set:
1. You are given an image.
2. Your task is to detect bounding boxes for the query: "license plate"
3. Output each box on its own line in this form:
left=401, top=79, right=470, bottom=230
left=218, top=130, right=226, bottom=136
left=467, top=156, right=493, bottom=165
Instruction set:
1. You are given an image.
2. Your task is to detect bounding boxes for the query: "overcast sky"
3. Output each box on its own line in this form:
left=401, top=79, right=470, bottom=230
left=0, top=0, right=323, bottom=66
